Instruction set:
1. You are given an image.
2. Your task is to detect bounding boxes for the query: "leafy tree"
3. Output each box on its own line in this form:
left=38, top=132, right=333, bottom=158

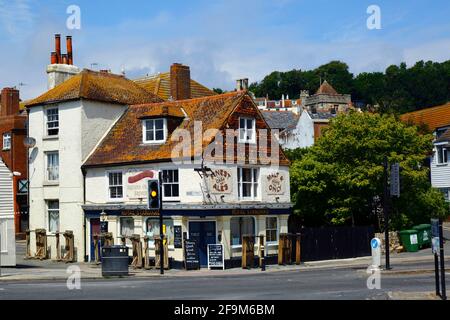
left=290, top=111, right=449, bottom=230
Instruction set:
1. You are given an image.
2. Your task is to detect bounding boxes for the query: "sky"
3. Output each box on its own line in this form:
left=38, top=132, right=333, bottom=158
left=0, top=0, right=449, bottom=100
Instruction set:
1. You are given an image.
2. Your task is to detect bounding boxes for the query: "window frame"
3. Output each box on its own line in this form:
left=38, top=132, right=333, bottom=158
left=436, top=145, right=448, bottom=165
left=107, top=171, right=124, bottom=202
left=230, top=216, right=256, bottom=248
left=145, top=217, right=175, bottom=249
left=265, top=216, right=278, bottom=244
left=238, top=167, right=259, bottom=200
left=47, top=200, right=60, bottom=234
left=45, top=151, right=59, bottom=182
left=238, top=117, right=256, bottom=144
left=161, top=169, right=180, bottom=201
left=45, top=107, right=59, bottom=137
left=142, top=118, right=167, bottom=144
left=2, top=132, right=11, bottom=151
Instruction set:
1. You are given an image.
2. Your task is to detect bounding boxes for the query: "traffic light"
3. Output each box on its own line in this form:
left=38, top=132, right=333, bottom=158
left=148, top=179, right=161, bottom=210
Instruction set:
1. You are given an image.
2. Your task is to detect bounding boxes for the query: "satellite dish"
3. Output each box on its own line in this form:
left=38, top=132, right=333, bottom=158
left=24, top=137, right=36, bottom=148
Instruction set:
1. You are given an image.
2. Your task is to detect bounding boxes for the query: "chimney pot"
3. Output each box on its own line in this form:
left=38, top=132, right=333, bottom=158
left=55, top=34, right=61, bottom=64
left=236, top=78, right=249, bottom=91
left=66, top=36, right=73, bottom=65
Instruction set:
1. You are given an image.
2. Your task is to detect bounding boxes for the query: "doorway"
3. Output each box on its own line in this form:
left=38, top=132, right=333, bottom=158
left=188, top=221, right=216, bottom=267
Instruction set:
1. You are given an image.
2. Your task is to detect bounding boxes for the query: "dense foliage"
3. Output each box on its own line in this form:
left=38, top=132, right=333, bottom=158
left=249, top=60, right=450, bottom=114
left=288, top=112, right=449, bottom=230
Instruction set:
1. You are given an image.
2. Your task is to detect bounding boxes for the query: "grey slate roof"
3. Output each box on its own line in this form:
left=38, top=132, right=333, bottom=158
left=308, top=111, right=338, bottom=120
left=261, top=110, right=299, bottom=130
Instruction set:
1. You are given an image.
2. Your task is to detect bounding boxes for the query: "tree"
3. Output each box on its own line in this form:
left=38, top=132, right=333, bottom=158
left=290, top=111, right=449, bottom=229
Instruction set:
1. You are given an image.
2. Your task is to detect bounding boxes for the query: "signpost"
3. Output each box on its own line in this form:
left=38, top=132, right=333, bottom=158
left=207, top=244, right=225, bottom=270
left=184, top=239, right=200, bottom=270
left=431, top=218, right=446, bottom=300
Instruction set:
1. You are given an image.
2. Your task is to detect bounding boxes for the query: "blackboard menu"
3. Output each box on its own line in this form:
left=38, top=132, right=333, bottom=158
left=208, top=244, right=224, bottom=269
left=174, top=226, right=182, bottom=249
left=184, top=239, right=200, bottom=270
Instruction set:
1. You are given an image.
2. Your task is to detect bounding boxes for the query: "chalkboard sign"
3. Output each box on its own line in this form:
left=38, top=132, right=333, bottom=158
left=207, top=244, right=224, bottom=270
left=174, top=226, right=182, bottom=249
left=184, top=239, right=200, bottom=270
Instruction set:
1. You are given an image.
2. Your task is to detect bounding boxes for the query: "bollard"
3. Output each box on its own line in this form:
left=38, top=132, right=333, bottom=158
left=155, top=236, right=169, bottom=270
left=25, top=230, right=32, bottom=259
left=259, top=235, right=265, bottom=271
left=55, top=232, right=62, bottom=261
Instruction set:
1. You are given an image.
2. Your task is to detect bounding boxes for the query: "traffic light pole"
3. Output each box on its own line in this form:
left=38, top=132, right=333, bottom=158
left=159, top=171, right=164, bottom=275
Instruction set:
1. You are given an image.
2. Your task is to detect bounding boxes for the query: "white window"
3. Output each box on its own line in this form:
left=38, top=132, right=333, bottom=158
left=120, top=217, right=134, bottom=237
left=46, top=108, right=59, bottom=136
left=266, top=217, right=278, bottom=243
left=238, top=168, right=259, bottom=200
left=143, top=118, right=167, bottom=143
left=162, top=169, right=179, bottom=200
left=0, top=220, right=7, bottom=253
left=2, top=132, right=11, bottom=150
left=47, top=200, right=60, bottom=233
left=239, top=117, right=256, bottom=143
left=437, top=146, right=448, bottom=164
left=108, top=172, right=123, bottom=200
left=230, top=217, right=255, bottom=246
left=46, top=152, right=59, bottom=182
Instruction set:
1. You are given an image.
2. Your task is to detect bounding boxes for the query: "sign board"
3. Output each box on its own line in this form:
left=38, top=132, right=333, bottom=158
left=410, top=234, right=418, bottom=245
left=184, top=239, right=200, bottom=270
left=127, top=169, right=158, bottom=199
left=207, top=244, right=225, bottom=270
left=370, top=238, right=381, bottom=268
left=207, top=169, right=233, bottom=194
left=390, top=163, right=400, bottom=197
left=265, top=172, right=286, bottom=195
left=174, top=226, right=183, bottom=249
left=431, top=219, right=441, bottom=254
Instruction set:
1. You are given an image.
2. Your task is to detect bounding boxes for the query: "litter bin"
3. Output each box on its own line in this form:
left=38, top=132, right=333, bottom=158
left=413, top=224, right=431, bottom=249
left=102, top=245, right=129, bottom=277
left=398, top=230, right=419, bottom=252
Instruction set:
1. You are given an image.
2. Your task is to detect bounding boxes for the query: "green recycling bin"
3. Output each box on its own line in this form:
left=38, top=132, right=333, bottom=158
left=399, top=230, right=419, bottom=252
left=413, top=224, right=431, bottom=249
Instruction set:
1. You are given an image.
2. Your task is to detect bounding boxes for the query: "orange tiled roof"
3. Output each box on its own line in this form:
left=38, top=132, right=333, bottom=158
left=400, top=102, right=450, bottom=132
left=84, top=91, right=289, bottom=167
left=316, top=80, right=338, bottom=95
left=26, top=69, right=163, bottom=108
left=134, top=72, right=215, bottom=100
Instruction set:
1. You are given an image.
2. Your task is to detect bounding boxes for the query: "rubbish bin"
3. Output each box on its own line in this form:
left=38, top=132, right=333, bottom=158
left=398, top=230, right=419, bottom=252
left=101, top=245, right=129, bottom=277
left=413, top=224, right=431, bottom=249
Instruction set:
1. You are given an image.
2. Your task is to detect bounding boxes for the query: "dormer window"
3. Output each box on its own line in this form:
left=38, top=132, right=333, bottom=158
left=239, top=117, right=256, bottom=143
left=143, top=118, right=167, bottom=144
left=436, top=145, right=448, bottom=164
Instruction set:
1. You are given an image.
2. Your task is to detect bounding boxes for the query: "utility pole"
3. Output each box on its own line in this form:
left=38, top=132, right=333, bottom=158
left=439, top=219, right=447, bottom=300
left=158, top=171, right=164, bottom=275
left=383, top=157, right=391, bottom=270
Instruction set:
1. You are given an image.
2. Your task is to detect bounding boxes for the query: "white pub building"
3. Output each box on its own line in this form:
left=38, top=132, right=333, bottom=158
left=26, top=51, right=292, bottom=267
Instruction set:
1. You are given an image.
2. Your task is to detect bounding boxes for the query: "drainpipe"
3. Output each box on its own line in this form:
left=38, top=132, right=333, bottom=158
left=82, top=168, right=87, bottom=262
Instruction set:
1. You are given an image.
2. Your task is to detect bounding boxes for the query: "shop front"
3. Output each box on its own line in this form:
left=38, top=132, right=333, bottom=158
left=83, top=205, right=291, bottom=268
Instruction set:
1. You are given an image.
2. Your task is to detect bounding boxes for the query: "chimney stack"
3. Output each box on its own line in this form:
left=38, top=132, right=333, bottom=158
left=1, top=88, right=20, bottom=116
left=170, top=63, right=191, bottom=100
left=66, top=36, right=73, bottom=65
left=236, top=78, right=249, bottom=91
left=55, top=34, right=61, bottom=64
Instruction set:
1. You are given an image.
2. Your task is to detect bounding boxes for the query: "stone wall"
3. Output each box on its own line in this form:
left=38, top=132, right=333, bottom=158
left=375, top=231, right=401, bottom=253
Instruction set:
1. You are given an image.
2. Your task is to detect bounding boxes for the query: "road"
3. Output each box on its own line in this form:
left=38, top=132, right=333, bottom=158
left=0, top=261, right=446, bottom=300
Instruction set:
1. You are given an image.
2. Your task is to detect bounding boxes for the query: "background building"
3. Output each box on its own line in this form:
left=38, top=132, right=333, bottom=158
left=0, top=157, right=16, bottom=266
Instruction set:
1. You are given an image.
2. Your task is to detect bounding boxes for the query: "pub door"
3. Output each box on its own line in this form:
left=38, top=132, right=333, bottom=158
left=189, top=221, right=216, bottom=267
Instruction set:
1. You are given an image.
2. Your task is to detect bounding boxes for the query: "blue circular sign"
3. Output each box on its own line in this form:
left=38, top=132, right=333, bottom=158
left=371, top=239, right=379, bottom=249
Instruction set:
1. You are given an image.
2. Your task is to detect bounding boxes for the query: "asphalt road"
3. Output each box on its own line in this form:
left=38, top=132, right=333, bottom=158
left=0, top=261, right=446, bottom=300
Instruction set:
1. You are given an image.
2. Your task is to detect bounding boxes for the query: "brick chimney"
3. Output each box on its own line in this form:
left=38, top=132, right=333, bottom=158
left=170, top=63, right=191, bottom=100
left=47, top=34, right=80, bottom=89
left=1, top=88, right=20, bottom=116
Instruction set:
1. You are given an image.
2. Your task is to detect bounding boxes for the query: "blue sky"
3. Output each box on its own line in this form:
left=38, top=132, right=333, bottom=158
left=0, top=0, right=449, bottom=99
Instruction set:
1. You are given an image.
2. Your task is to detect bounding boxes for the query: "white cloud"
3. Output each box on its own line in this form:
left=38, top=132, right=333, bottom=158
left=0, top=0, right=34, bottom=38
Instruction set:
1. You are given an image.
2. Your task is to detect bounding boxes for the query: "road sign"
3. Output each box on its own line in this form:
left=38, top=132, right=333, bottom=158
left=390, top=163, right=400, bottom=197
left=371, top=238, right=381, bottom=268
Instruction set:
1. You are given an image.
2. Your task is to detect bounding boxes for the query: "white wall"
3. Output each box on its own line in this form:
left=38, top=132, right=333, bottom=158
left=28, top=99, right=126, bottom=261
left=430, top=146, right=450, bottom=190
left=85, top=163, right=291, bottom=205
left=0, top=159, right=16, bottom=266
